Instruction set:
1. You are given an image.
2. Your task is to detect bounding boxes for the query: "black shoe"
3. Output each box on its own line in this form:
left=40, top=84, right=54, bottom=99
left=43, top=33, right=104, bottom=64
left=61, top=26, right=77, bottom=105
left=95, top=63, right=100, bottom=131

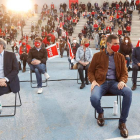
left=118, top=123, right=128, bottom=138
left=85, top=79, right=89, bottom=85
left=97, top=113, right=104, bottom=126
left=80, top=83, right=85, bottom=89
left=131, top=83, right=136, bottom=90
left=128, top=66, right=131, bottom=72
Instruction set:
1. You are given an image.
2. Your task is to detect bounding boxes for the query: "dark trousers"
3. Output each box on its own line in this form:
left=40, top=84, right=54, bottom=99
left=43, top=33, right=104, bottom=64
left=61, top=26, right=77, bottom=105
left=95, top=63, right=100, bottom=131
left=12, top=46, right=18, bottom=53
left=78, top=63, right=90, bottom=83
left=132, top=65, right=140, bottom=84
left=20, top=53, right=28, bottom=68
left=60, top=47, right=69, bottom=57
left=90, top=80, right=132, bottom=123
left=0, top=83, right=11, bottom=96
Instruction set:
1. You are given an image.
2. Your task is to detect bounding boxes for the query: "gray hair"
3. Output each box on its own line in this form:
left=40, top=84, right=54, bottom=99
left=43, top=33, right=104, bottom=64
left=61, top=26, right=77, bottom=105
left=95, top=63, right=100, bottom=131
left=0, top=38, right=7, bottom=49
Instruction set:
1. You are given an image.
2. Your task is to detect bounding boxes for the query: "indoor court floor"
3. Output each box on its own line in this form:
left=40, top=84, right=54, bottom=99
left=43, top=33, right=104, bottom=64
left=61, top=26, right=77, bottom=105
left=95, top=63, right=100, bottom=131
left=0, top=49, right=140, bottom=140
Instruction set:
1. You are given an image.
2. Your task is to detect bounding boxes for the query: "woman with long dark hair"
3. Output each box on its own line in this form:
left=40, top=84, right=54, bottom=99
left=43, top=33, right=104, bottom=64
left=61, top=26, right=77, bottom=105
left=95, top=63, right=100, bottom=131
left=119, top=36, right=133, bottom=71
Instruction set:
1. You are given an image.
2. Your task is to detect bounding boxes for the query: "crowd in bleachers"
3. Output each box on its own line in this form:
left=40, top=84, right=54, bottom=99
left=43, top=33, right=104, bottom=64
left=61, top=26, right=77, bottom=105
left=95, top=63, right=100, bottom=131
left=0, top=0, right=140, bottom=90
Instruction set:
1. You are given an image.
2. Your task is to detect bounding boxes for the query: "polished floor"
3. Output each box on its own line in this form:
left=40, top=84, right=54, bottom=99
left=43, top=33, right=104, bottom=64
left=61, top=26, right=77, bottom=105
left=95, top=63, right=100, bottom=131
left=0, top=49, right=140, bottom=140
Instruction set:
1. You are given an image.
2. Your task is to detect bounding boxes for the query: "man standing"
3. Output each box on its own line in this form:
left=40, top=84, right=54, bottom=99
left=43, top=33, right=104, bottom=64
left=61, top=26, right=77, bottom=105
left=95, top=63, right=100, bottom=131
left=27, top=37, right=49, bottom=94
left=87, top=2, right=92, bottom=12
left=88, top=35, right=132, bottom=138
left=0, top=38, right=20, bottom=96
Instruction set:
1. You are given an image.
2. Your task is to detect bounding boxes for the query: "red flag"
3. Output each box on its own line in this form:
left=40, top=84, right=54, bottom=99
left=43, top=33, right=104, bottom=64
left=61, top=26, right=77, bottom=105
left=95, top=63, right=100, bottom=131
left=125, top=7, right=126, bottom=12
left=46, top=44, right=59, bottom=59
left=136, top=40, right=140, bottom=47
left=67, top=40, right=74, bottom=60
left=56, top=42, right=59, bottom=49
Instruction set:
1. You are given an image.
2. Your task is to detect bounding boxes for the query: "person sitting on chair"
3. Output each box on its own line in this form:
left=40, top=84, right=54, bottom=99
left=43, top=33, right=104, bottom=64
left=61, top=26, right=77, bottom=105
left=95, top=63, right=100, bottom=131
left=88, top=35, right=132, bottom=138
left=27, top=37, right=49, bottom=94
left=131, top=43, right=140, bottom=90
left=19, top=38, right=31, bottom=72
left=0, top=38, right=20, bottom=96
left=76, top=38, right=92, bottom=89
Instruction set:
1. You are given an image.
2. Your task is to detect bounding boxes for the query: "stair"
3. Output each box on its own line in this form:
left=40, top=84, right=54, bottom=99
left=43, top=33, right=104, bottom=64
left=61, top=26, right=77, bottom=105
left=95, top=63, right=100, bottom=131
left=130, top=10, right=140, bottom=47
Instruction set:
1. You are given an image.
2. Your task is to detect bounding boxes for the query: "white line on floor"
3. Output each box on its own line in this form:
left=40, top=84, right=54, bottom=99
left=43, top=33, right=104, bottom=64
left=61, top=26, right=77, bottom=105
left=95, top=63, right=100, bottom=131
left=105, top=135, right=140, bottom=140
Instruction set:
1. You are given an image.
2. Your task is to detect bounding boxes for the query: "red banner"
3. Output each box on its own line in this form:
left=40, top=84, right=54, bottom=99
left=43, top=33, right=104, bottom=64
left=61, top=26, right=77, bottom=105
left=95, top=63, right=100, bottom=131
left=69, top=0, right=78, bottom=9
left=46, top=44, right=59, bottom=59
left=67, top=40, right=74, bottom=60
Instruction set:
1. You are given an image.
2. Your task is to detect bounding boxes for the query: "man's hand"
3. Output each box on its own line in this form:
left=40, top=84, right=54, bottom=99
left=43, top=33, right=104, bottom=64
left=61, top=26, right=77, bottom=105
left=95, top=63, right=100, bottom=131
left=0, top=79, right=7, bottom=87
left=31, top=60, right=41, bottom=65
left=118, top=81, right=127, bottom=90
left=137, top=63, right=140, bottom=67
left=0, top=78, right=6, bottom=83
left=91, top=80, right=100, bottom=91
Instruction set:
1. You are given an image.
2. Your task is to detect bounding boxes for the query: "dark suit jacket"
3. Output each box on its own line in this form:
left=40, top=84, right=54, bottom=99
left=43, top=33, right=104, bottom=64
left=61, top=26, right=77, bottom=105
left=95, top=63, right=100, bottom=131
left=4, top=51, right=20, bottom=93
left=132, top=47, right=140, bottom=66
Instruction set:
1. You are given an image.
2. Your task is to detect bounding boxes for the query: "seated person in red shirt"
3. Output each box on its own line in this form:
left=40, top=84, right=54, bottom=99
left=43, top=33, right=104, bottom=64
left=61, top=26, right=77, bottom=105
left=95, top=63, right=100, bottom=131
left=27, top=37, right=49, bottom=94
left=19, top=38, right=31, bottom=72
left=126, top=24, right=131, bottom=36
left=118, top=26, right=123, bottom=35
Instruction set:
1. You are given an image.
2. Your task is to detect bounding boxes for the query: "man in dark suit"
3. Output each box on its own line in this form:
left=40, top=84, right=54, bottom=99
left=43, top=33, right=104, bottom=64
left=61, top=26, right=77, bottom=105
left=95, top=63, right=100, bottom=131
left=0, top=38, right=20, bottom=96
left=131, top=45, right=140, bottom=90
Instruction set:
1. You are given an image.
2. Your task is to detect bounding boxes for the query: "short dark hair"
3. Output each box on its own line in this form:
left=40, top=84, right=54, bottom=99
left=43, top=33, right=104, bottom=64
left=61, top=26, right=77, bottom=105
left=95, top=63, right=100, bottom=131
left=106, top=34, right=118, bottom=43
left=35, top=37, right=42, bottom=42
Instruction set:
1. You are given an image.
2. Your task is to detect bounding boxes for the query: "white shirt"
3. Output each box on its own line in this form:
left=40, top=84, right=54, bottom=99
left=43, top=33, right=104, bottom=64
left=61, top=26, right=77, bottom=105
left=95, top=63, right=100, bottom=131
left=0, top=50, right=4, bottom=78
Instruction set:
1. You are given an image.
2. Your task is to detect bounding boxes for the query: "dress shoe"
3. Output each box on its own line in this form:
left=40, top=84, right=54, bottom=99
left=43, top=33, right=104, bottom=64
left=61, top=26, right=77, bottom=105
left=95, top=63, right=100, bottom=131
left=118, top=123, right=128, bottom=138
left=128, top=66, right=131, bottom=72
left=22, top=67, right=26, bottom=72
left=97, top=113, right=104, bottom=126
left=131, top=83, right=136, bottom=90
left=80, top=83, right=85, bottom=89
left=85, top=79, right=89, bottom=85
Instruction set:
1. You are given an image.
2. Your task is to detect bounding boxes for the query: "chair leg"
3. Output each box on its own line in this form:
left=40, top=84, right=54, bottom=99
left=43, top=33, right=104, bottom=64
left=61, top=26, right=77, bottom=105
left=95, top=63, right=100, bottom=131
left=0, top=92, right=22, bottom=117
left=94, top=95, right=122, bottom=120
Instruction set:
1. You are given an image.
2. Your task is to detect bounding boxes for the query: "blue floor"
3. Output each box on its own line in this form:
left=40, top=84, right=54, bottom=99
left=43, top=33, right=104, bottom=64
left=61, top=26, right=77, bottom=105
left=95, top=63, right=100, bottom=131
left=0, top=49, right=140, bottom=140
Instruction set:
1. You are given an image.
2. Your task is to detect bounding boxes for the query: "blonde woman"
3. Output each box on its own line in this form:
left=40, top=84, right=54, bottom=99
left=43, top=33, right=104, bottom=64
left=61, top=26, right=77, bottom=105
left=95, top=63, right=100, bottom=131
left=76, top=38, right=92, bottom=89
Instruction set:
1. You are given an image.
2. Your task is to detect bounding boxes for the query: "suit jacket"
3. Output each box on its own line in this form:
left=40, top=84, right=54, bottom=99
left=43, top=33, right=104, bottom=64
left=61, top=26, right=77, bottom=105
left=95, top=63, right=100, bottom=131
left=132, top=47, right=140, bottom=66
left=4, top=51, right=20, bottom=93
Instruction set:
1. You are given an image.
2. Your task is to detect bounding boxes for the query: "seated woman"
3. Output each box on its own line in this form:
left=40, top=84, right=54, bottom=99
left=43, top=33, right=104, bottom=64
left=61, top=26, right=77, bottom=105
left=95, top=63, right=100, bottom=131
left=119, top=36, right=133, bottom=71
left=76, top=38, right=92, bottom=89
left=19, top=38, right=31, bottom=72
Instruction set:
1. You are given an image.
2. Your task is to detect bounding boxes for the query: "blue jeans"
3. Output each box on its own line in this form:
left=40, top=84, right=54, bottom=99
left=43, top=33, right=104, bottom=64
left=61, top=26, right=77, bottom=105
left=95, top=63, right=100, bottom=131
left=90, top=80, right=132, bottom=123
left=29, top=64, right=46, bottom=88
left=125, top=57, right=130, bottom=68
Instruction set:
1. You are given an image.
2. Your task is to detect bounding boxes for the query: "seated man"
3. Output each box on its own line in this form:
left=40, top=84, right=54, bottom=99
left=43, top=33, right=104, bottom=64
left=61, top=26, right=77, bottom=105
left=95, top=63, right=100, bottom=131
left=76, top=38, right=92, bottom=89
left=27, top=37, right=49, bottom=94
left=131, top=45, right=140, bottom=90
left=88, top=35, right=132, bottom=138
left=0, top=38, right=20, bottom=96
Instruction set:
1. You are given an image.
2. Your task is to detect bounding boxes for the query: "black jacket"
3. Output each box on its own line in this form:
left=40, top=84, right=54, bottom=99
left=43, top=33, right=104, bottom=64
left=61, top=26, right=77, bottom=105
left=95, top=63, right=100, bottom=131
left=27, top=47, right=47, bottom=64
left=3, top=51, right=20, bottom=93
left=132, top=47, right=140, bottom=66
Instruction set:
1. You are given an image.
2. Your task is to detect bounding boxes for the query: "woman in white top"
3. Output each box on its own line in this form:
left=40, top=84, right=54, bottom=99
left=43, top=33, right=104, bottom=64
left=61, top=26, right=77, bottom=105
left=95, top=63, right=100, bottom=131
left=76, top=38, right=92, bottom=89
